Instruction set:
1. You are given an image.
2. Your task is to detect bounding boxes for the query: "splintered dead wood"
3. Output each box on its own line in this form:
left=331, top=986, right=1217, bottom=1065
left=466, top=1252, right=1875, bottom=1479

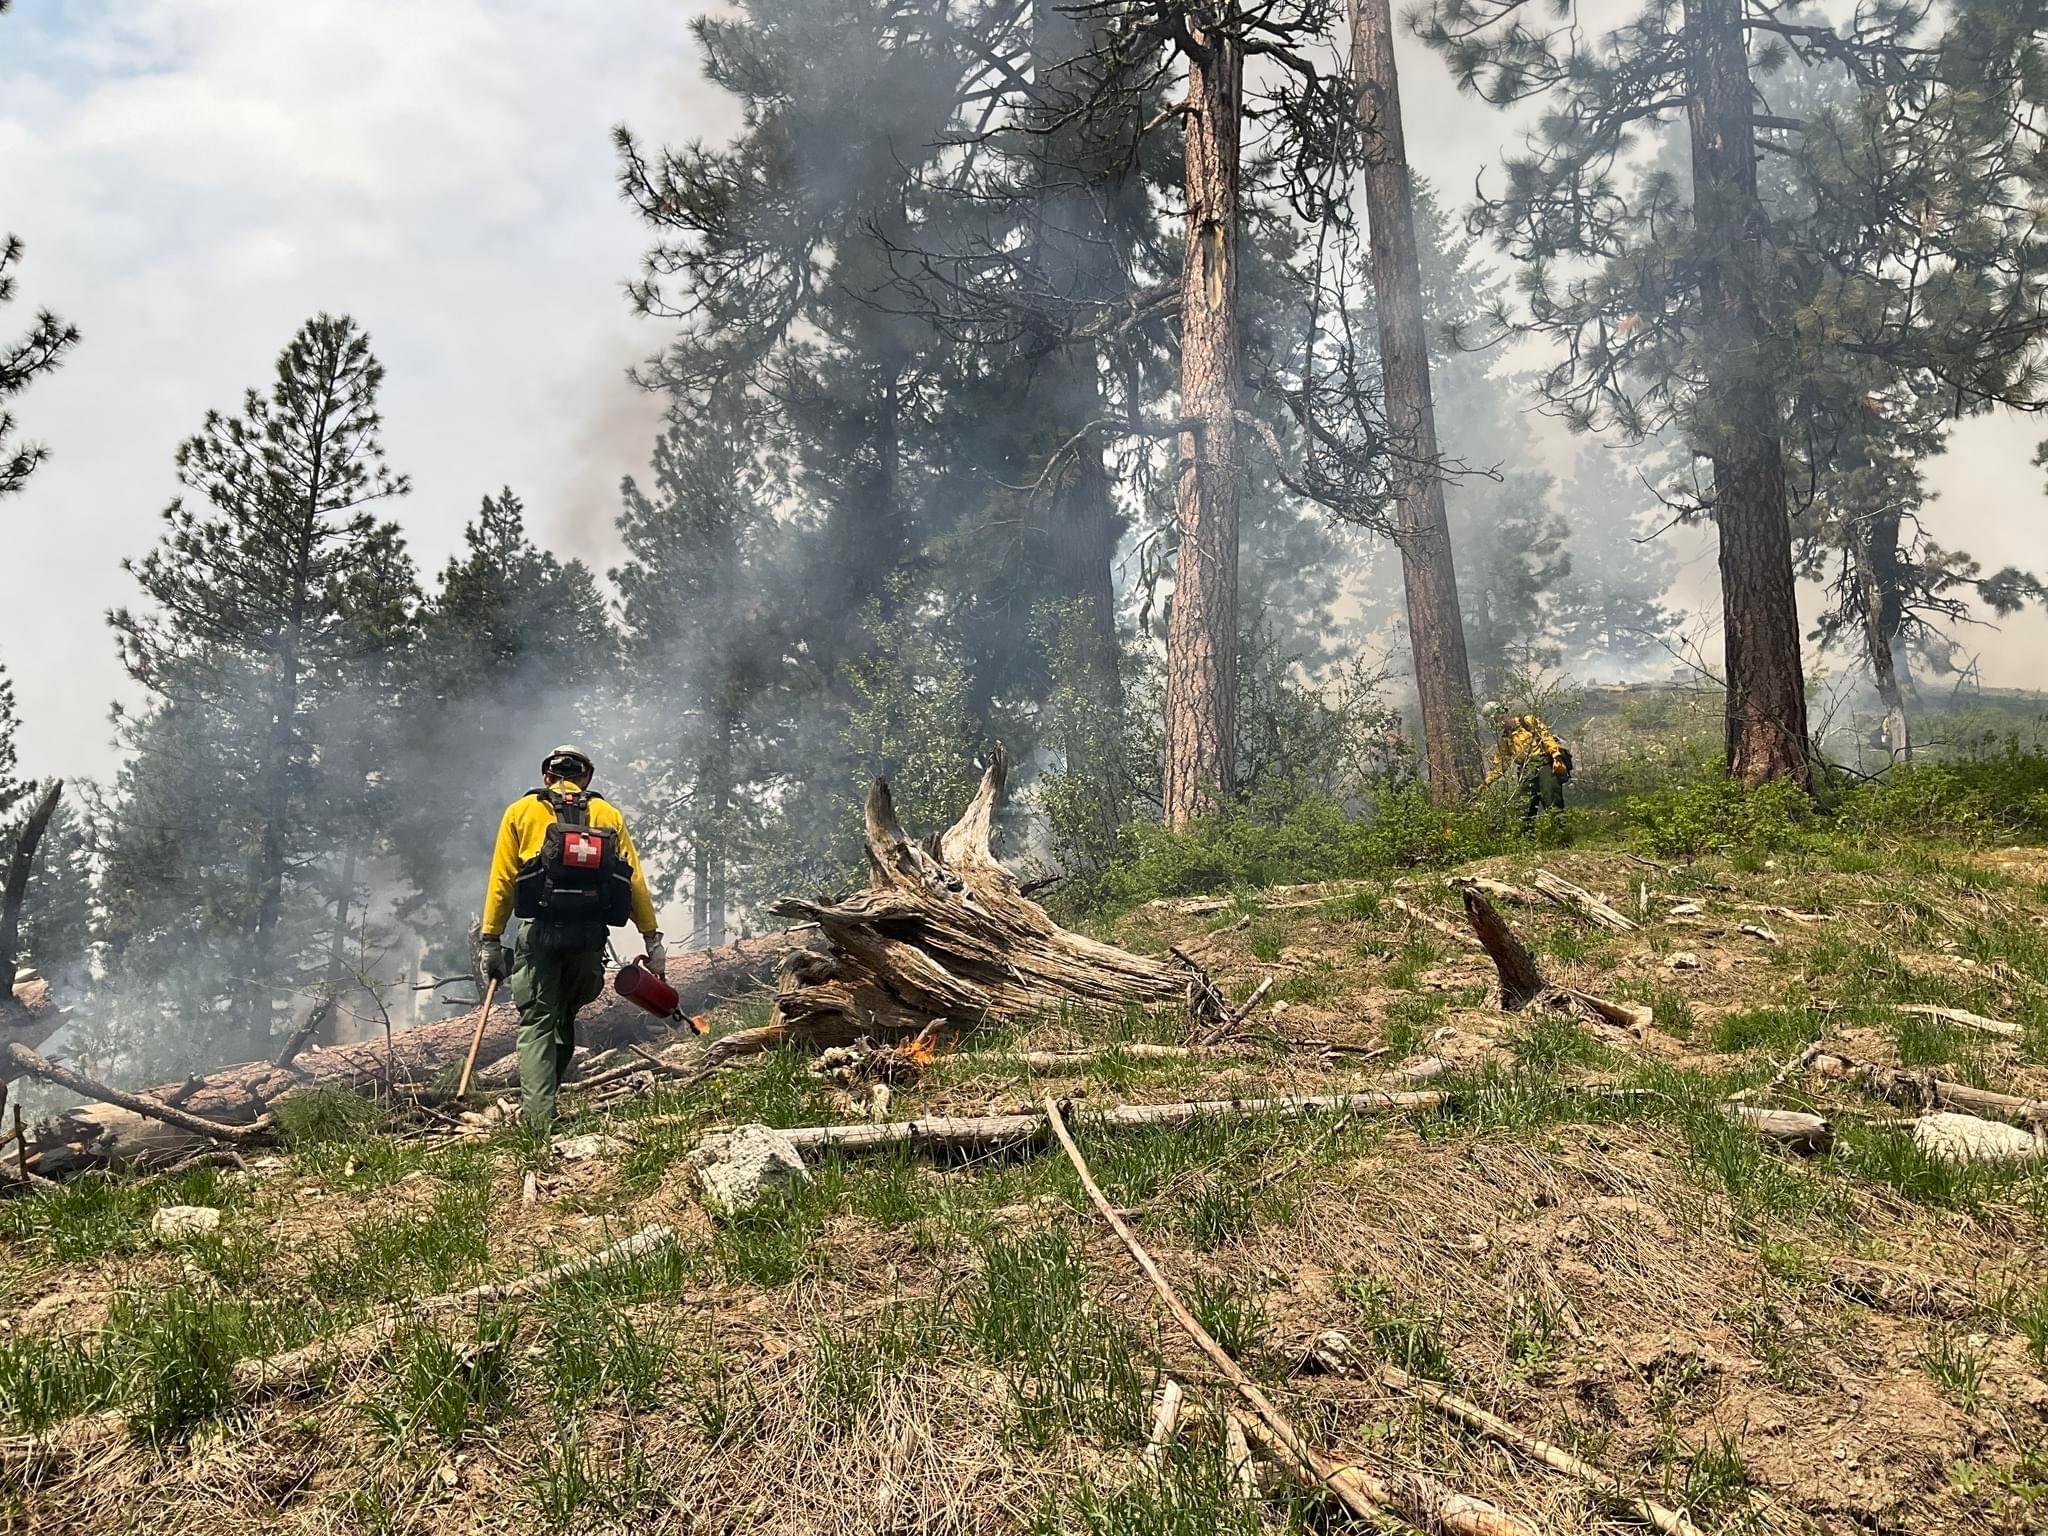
left=768, top=748, right=1211, bottom=1047
left=1459, top=889, right=1650, bottom=1035
left=1042, top=1097, right=1536, bottom=1536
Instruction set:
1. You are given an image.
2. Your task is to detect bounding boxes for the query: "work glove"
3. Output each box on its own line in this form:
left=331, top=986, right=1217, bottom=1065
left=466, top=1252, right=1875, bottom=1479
left=476, top=935, right=510, bottom=984
left=641, top=931, right=668, bottom=977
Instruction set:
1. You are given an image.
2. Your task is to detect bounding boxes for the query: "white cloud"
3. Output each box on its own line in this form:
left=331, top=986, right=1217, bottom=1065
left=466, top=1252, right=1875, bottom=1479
left=0, top=0, right=718, bottom=779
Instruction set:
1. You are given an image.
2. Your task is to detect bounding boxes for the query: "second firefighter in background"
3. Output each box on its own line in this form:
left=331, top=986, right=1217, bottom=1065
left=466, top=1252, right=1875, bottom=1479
left=475, top=746, right=665, bottom=1129
left=1482, top=703, right=1573, bottom=825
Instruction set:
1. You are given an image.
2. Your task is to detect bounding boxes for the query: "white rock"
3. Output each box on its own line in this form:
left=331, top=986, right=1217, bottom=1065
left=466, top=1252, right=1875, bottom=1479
left=691, top=1123, right=811, bottom=1215
left=1912, top=1112, right=2042, bottom=1165
left=1666, top=951, right=1702, bottom=971
left=1668, top=902, right=1703, bottom=917
left=550, top=1133, right=625, bottom=1163
left=150, top=1205, right=221, bottom=1241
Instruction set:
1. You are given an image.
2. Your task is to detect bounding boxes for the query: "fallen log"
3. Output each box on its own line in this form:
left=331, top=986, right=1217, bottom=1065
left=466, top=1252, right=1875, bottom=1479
left=1045, top=1099, right=1534, bottom=1536
left=708, top=1090, right=1452, bottom=1160
left=232, top=1223, right=678, bottom=1395
left=21, top=936, right=797, bottom=1178
left=768, top=749, right=1210, bottom=1047
left=3, top=1042, right=272, bottom=1146
left=1806, top=1050, right=2048, bottom=1127
left=1531, top=870, right=1637, bottom=933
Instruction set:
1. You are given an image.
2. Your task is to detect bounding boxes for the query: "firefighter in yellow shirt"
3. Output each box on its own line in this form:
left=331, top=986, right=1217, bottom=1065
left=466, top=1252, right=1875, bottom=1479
left=1481, top=702, right=1572, bottom=826
left=475, top=746, right=664, bottom=1128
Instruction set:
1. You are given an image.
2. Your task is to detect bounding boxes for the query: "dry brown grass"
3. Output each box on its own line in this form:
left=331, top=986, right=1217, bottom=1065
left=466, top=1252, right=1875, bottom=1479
left=5, top=845, right=2047, bottom=1534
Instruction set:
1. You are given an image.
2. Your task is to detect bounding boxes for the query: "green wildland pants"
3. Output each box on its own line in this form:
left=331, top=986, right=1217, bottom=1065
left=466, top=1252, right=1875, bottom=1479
left=510, top=924, right=607, bottom=1129
left=1520, top=759, right=1565, bottom=825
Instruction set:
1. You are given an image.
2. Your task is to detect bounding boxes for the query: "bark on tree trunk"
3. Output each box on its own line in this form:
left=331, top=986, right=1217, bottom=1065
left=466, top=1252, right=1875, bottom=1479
left=1163, top=20, right=1243, bottom=827
left=1859, top=505, right=1911, bottom=761
left=1684, top=0, right=1811, bottom=788
left=1351, top=0, right=1481, bottom=800
left=770, top=747, right=1213, bottom=1042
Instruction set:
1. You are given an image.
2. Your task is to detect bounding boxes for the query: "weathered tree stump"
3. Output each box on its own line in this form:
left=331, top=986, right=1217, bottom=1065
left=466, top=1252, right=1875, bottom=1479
left=769, top=748, right=1210, bottom=1044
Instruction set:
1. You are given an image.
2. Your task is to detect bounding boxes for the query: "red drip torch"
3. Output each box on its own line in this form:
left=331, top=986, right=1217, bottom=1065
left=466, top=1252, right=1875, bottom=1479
left=614, top=960, right=710, bottom=1034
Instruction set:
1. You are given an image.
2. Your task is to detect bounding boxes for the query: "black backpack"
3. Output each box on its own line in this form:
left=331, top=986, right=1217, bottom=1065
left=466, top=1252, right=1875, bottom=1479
left=512, top=788, right=634, bottom=928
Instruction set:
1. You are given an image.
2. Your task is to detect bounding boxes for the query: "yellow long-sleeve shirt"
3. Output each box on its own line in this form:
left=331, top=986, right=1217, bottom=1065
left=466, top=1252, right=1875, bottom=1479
left=480, top=783, right=659, bottom=938
left=1487, top=714, right=1570, bottom=785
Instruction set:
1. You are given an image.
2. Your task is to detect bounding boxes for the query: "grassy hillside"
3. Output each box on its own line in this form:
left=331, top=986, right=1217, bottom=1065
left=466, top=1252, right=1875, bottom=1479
left=5, top=804, right=2047, bottom=1534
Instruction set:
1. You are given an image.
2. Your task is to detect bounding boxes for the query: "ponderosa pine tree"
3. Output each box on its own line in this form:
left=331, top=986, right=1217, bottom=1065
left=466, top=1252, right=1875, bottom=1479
left=105, top=314, right=416, bottom=1061
left=1418, top=0, right=2048, bottom=787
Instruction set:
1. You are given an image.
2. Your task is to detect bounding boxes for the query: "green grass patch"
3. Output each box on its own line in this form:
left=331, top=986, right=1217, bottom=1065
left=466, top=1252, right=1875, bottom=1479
left=1339, top=1274, right=1454, bottom=1381
left=365, top=1309, right=519, bottom=1446
left=305, top=1182, right=494, bottom=1301
left=0, top=1165, right=239, bottom=1264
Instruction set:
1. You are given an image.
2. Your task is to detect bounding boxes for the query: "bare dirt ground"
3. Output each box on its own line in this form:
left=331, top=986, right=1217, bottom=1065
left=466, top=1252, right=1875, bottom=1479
left=4, top=841, right=2045, bottom=1535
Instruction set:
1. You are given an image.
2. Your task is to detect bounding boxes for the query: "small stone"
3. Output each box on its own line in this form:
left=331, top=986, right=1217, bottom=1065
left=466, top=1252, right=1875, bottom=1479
left=151, top=1205, right=221, bottom=1241
left=1913, top=1112, right=2042, bottom=1165
left=1666, top=951, right=1701, bottom=971
left=1668, top=902, right=1702, bottom=917
left=691, top=1123, right=811, bottom=1216
left=550, top=1133, right=624, bottom=1163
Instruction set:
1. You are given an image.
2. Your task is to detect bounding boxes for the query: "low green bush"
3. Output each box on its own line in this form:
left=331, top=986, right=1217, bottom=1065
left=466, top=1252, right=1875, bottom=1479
left=1834, top=746, right=2048, bottom=844
left=1621, top=775, right=1814, bottom=862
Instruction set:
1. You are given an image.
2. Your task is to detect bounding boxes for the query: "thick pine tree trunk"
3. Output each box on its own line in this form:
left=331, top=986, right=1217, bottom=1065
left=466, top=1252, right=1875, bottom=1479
left=1684, top=0, right=1811, bottom=787
left=1859, top=506, right=1911, bottom=761
left=1350, top=0, right=1481, bottom=801
left=1163, top=20, right=1243, bottom=827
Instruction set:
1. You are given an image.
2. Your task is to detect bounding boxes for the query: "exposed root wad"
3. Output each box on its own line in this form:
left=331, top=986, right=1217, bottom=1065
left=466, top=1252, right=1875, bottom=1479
left=767, top=748, right=1214, bottom=1045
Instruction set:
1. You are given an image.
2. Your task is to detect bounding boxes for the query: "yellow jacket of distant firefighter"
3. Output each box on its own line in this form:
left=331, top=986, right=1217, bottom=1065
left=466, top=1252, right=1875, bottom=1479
left=480, top=784, right=660, bottom=938
left=1487, top=714, right=1571, bottom=784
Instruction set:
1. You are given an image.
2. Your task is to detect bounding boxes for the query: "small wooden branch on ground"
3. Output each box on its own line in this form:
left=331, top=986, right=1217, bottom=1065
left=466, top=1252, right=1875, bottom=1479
left=1806, top=1050, right=2048, bottom=1126
left=4, top=1226, right=681, bottom=1471
left=3, top=1042, right=272, bottom=1145
left=1893, top=1004, right=2022, bottom=1040
left=232, top=1223, right=677, bottom=1395
left=1305, top=1334, right=1700, bottom=1536
left=1392, top=896, right=1483, bottom=951
left=1531, top=869, right=1637, bottom=933
left=1044, top=1097, right=1533, bottom=1536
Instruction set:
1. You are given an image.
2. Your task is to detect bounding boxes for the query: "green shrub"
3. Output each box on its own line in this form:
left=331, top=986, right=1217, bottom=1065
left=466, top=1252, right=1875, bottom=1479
left=1622, top=775, right=1813, bottom=861
left=1835, top=747, right=2048, bottom=844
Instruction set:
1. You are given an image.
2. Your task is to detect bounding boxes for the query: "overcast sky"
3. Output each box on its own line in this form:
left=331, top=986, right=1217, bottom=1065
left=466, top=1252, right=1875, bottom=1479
left=2, top=0, right=2042, bottom=786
